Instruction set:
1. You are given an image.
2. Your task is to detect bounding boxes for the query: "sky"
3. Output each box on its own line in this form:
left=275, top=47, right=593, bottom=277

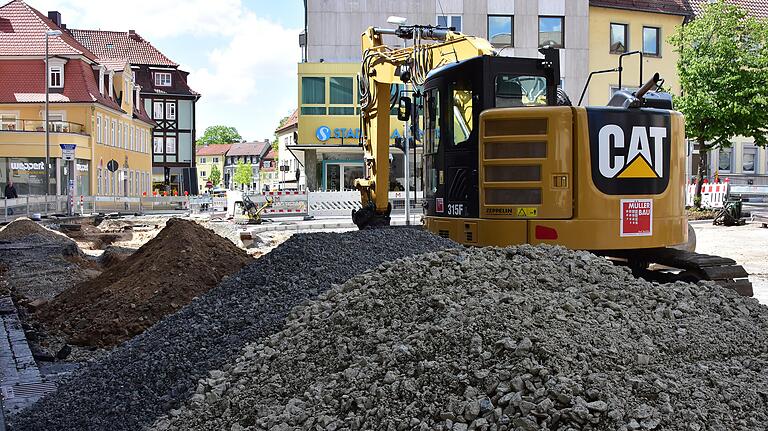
left=29, top=0, right=304, bottom=142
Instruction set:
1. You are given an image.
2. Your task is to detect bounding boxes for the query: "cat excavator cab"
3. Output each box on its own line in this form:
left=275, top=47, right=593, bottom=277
left=352, top=22, right=752, bottom=296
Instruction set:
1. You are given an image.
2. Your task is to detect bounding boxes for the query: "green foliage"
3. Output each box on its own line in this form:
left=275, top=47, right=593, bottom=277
left=197, top=126, right=242, bottom=146
left=208, top=164, right=221, bottom=186
left=669, top=0, right=768, bottom=151
left=233, top=160, right=252, bottom=187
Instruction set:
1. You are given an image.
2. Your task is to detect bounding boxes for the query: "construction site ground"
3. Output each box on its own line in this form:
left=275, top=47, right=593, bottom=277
left=1, top=212, right=767, bottom=429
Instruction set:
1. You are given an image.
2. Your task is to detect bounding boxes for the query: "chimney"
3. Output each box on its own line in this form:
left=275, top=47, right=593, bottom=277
left=128, top=30, right=140, bottom=41
left=47, top=11, right=62, bottom=28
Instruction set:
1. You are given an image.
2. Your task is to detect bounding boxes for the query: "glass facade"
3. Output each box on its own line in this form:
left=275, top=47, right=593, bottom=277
left=0, top=157, right=52, bottom=195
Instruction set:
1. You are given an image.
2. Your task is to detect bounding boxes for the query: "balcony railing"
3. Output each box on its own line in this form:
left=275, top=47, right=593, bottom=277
left=0, top=119, right=88, bottom=135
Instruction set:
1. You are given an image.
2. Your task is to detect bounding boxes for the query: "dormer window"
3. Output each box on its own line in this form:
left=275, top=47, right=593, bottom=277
left=154, top=72, right=172, bottom=87
left=49, top=66, right=63, bottom=88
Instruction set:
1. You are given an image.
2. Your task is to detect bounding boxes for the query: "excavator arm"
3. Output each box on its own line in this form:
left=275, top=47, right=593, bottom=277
left=352, top=25, right=495, bottom=228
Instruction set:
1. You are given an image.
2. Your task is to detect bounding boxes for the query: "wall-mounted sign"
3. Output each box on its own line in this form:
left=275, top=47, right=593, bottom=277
left=60, top=143, right=76, bottom=161
left=10, top=161, right=44, bottom=171
left=107, top=159, right=119, bottom=172
left=314, top=125, right=423, bottom=143
left=76, top=163, right=89, bottom=172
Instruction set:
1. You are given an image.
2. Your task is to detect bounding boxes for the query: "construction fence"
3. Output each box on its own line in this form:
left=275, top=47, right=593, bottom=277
left=2, top=191, right=424, bottom=222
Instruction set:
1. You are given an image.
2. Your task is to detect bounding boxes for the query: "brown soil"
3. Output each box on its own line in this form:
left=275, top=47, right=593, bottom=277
left=37, top=218, right=253, bottom=348
left=0, top=218, right=73, bottom=244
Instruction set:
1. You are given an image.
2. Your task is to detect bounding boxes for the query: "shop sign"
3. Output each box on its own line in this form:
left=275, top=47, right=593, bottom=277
left=315, top=126, right=424, bottom=143
left=76, top=163, right=89, bottom=172
left=10, top=161, right=45, bottom=171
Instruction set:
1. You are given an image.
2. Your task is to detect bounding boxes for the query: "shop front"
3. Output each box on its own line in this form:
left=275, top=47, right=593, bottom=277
left=0, top=157, right=54, bottom=195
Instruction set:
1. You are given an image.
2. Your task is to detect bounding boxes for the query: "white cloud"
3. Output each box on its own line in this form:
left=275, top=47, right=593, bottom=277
left=29, top=0, right=244, bottom=39
left=188, top=12, right=301, bottom=140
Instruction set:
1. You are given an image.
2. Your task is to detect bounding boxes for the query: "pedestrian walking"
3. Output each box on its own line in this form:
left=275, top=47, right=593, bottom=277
left=4, top=181, right=18, bottom=199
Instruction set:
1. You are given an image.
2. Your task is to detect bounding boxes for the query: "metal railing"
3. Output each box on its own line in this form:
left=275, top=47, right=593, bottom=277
left=0, top=119, right=88, bottom=135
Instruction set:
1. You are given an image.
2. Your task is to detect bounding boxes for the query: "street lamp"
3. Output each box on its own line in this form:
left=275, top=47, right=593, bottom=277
left=44, top=29, right=62, bottom=207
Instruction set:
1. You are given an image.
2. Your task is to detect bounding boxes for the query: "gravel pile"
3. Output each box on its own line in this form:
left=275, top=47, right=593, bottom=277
left=37, top=218, right=254, bottom=348
left=10, top=228, right=455, bottom=431
left=155, top=245, right=768, bottom=431
left=0, top=217, right=73, bottom=245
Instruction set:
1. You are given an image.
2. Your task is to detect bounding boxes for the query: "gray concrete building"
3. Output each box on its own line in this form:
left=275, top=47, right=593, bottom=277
left=302, top=0, right=589, bottom=99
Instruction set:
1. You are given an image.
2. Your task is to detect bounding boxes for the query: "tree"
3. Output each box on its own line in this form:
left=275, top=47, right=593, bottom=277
left=197, top=126, right=242, bottom=146
left=669, top=0, right=768, bottom=206
left=233, top=160, right=253, bottom=188
left=208, top=164, right=221, bottom=186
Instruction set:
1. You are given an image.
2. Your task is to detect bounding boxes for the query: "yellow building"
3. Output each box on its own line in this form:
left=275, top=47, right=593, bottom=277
left=294, top=62, right=412, bottom=191
left=588, top=1, right=691, bottom=105
left=0, top=0, right=153, bottom=197
left=195, top=144, right=231, bottom=193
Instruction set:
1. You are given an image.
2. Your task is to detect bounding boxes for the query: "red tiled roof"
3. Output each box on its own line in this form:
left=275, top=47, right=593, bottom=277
left=589, top=0, right=693, bottom=16
left=0, top=0, right=97, bottom=60
left=227, top=141, right=270, bottom=157
left=263, top=148, right=276, bottom=160
left=70, top=28, right=178, bottom=67
left=690, top=0, right=768, bottom=18
left=275, top=109, right=298, bottom=133
left=0, top=58, right=121, bottom=111
left=196, top=144, right=233, bottom=156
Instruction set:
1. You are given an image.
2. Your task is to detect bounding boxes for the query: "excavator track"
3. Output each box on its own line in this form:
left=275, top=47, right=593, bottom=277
left=605, top=248, right=753, bottom=297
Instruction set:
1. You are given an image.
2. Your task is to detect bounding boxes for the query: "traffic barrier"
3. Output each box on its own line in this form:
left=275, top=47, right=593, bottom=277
left=250, top=191, right=308, bottom=216
left=686, top=183, right=729, bottom=208
left=306, top=191, right=423, bottom=217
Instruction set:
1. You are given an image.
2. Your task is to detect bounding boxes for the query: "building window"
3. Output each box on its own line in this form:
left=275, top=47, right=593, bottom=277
left=200, top=170, right=206, bottom=178
left=539, top=16, right=564, bottom=48
left=488, top=15, right=513, bottom=47
left=154, top=72, right=172, bottom=87
left=301, top=77, right=326, bottom=115
left=329, top=77, right=354, bottom=115
left=643, top=26, right=660, bottom=56
left=153, top=136, right=163, bottom=154
left=201, top=157, right=207, bottom=164
left=153, top=101, right=164, bottom=120
left=437, top=15, right=462, bottom=32
left=97, top=168, right=102, bottom=195
left=49, top=66, right=63, bottom=88
left=130, top=126, right=135, bottom=151
left=717, top=148, right=733, bottom=173
left=213, top=157, right=219, bottom=163
left=166, top=102, right=176, bottom=120
left=96, top=116, right=102, bottom=143
left=103, top=117, right=108, bottom=144
left=165, top=136, right=177, bottom=154
left=111, top=120, right=116, bottom=146
left=1, top=113, right=18, bottom=130
left=610, top=23, right=628, bottom=54
left=743, top=147, right=757, bottom=174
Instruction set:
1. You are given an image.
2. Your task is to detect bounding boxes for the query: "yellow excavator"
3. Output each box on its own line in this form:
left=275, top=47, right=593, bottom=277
left=352, top=22, right=752, bottom=296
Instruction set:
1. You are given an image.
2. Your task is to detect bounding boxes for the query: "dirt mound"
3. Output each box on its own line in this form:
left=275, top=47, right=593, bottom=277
left=0, top=218, right=73, bottom=245
left=37, top=218, right=253, bottom=347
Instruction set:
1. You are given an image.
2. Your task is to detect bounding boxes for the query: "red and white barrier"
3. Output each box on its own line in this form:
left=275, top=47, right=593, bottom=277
left=686, top=183, right=729, bottom=208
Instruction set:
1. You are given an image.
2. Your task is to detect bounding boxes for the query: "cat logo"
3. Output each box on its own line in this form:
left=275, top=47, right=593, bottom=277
left=588, top=109, right=671, bottom=195
left=599, top=125, right=666, bottom=179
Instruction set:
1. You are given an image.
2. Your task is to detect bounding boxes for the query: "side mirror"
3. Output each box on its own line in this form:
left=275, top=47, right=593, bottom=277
left=397, top=97, right=412, bottom=121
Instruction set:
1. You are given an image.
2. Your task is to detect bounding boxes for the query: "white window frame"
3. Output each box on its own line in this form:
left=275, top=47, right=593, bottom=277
left=166, top=102, right=176, bottom=120
left=715, top=147, right=734, bottom=173
left=97, top=168, right=102, bottom=195
left=124, top=123, right=128, bottom=149
left=154, top=72, right=172, bottom=87
left=49, top=65, right=64, bottom=88
left=200, top=157, right=207, bottom=164
left=111, top=120, right=116, bottom=146
left=130, top=126, right=135, bottom=151
left=96, top=115, right=102, bottom=143
left=437, top=14, right=462, bottom=32
left=153, top=101, right=164, bottom=120
left=200, top=170, right=206, bottom=178
left=165, top=136, right=177, bottom=154
left=153, top=136, right=163, bottom=154
left=742, top=145, right=758, bottom=174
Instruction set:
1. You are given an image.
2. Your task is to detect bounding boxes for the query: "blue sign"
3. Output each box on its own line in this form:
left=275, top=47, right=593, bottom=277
left=316, top=126, right=332, bottom=142
left=59, top=144, right=76, bottom=150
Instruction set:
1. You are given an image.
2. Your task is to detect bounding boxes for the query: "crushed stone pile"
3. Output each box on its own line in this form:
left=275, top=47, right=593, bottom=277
left=155, top=245, right=768, bottom=431
left=10, top=228, right=455, bottom=431
left=36, top=218, right=253, bottom=348
left=0, top=218, right=95, bottom=300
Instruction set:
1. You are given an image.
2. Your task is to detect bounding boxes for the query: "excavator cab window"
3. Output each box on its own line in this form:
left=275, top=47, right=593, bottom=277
left=424, top=88, right=441, bottom=198
left=452, top=83, right=474, bottom=146
left=495, top=74, right=548, bottom=107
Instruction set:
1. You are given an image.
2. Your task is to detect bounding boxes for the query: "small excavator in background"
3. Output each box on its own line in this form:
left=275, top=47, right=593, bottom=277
left=352, top=20, right=752, bottom=296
